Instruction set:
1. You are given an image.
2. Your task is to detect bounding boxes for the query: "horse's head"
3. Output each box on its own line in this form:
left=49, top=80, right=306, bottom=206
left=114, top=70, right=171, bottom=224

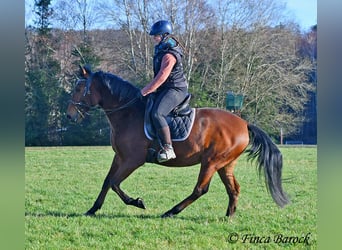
left=68, top=65, right=143, bottom=122
left=67, top=66, right=97, bottom=123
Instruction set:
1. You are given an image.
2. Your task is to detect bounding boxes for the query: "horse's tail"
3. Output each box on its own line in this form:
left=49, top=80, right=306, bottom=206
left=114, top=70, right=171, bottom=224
left=246, top=124, right=289, bottom=207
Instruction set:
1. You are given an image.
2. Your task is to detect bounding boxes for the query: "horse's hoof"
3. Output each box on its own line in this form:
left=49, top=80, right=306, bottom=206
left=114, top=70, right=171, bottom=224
left=161, top=211, right=174, bottom=218
left=226, top=206, right=236, bottom=217
left=84, top=211, right=96, bottom=217
left=135, top=198, right=146, bottom=209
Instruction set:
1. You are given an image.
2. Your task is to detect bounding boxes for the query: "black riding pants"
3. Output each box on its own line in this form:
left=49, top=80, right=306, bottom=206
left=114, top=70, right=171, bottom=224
left=151, top=87, right=188, bottom=129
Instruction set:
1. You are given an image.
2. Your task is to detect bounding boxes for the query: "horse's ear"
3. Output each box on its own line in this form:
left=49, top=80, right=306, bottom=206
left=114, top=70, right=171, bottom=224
left=79, top=64, right=92, bottom=78
left=79, top=65, right=87, bottom=78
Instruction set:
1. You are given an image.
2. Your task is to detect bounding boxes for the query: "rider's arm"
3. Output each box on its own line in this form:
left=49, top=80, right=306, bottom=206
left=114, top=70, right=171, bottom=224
left=141, top=53, right=176, bottom=96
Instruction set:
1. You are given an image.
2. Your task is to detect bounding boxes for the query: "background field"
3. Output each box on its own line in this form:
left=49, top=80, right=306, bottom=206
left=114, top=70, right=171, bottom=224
left=25, top=146, right=317, bottom=249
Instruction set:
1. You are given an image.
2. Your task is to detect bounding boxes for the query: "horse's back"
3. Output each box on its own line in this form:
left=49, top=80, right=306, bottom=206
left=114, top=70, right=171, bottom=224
left=195, top=107, right=247, bottom=131
left=191, top=107, right=249, bottom=149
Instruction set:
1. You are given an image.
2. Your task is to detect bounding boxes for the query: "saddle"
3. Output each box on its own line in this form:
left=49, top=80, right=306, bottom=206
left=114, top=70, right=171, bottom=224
left=144, top=94, right=196, bottom=142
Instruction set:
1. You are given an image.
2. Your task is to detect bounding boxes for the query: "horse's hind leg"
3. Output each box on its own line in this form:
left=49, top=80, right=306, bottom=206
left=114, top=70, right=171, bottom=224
left=161, top=164, right=217, bottom=218
left=217, top=160, right=240, bottom=217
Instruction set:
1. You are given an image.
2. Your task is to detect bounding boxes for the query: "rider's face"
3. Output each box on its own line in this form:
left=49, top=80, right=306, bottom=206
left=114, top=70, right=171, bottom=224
left=152, top=35, right=162, bottom=45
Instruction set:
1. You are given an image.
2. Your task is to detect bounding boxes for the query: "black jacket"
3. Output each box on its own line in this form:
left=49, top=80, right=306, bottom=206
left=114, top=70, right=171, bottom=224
left=153, top=37, right=188, bottom=89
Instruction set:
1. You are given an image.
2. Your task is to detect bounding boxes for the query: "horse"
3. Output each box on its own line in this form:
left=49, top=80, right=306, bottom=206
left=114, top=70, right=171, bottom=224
left=66, top=66, right=289, bottom=218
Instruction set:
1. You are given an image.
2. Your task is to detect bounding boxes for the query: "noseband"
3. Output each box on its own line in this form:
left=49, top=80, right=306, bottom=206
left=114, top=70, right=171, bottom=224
left=68, top=100, right=91, bottom=118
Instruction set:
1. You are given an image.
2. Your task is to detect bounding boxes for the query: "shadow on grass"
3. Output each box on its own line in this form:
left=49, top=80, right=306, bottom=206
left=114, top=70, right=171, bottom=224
left=25, top=211, right=84, bottom=218
left=25, top=211, right=163, bottom=220
left=25, top=210, right=229, bottom=223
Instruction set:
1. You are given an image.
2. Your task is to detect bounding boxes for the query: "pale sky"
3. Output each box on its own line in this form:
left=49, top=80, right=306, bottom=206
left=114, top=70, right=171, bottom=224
left=285, top=0, right=317, bottom=30
left=25, top=0, right=318, bottom=31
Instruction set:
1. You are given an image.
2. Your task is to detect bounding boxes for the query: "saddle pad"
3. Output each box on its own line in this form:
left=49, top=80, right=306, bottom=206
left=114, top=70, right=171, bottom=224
left=144, top=106, right=196, bottom=142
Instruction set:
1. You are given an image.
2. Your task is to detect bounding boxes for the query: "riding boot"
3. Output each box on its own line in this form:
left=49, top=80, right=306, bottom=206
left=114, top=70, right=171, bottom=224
left=156, top=126, right=176, bottom=162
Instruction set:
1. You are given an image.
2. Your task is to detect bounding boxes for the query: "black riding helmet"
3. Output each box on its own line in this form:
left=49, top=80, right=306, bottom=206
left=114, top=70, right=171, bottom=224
left=149, top=20, right=172, bottom=36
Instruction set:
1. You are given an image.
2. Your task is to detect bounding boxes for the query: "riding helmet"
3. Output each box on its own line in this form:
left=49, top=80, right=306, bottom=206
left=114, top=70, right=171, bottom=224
left=149, top=20, right=172, bottom=36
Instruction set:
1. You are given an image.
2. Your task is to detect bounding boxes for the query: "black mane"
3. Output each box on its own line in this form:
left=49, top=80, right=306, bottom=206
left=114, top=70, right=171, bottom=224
left=94, top=71, right=140, bottom=102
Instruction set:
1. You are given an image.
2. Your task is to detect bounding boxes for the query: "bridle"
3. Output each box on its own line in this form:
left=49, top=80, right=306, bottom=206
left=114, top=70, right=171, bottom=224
left=69, top=78, right=140, bottom=117
left=68, top=77, right=93, bottom=118
left=68, top=100, right=91, bottom=119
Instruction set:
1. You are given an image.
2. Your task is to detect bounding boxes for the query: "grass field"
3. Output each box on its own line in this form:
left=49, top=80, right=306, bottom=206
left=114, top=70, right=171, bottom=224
left=25, top=146, right=317, bottom=249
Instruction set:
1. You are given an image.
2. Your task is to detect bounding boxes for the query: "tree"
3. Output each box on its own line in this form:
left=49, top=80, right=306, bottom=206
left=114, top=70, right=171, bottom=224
left=96, top=0, right=154, bottom=84
left=26, top=0, right=64, bottom=145
left=34, top=0, right=53, bottom=35
left=52, top=0, right=101, bottom=31
left=192, top=0, right=314, bottom=139
left=290, top=25, right=317, bottom=144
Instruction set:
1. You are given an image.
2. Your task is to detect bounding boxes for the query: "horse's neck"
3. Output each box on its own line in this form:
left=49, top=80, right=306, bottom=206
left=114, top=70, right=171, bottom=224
left=100, top=91, right=121, bottom=110
left=96, top=74, right=142, bottom=114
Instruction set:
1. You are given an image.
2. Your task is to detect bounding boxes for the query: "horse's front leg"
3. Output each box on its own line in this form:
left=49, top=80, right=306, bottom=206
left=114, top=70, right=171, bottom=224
left=111, top=184, right=146, bottom=209
left=109, top=156, right=147, bottom=209
left=85, top=157, right=118, bottom=216
left=86, top=155, right=146, bottom=216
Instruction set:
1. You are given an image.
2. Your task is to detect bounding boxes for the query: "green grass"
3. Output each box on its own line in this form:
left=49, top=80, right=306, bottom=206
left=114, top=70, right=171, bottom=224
left=25, top=146, right=317, bottom=249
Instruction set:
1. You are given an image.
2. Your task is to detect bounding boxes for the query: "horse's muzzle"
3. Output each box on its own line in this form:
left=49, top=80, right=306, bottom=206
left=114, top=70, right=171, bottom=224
left=66, top=112, right=81, bottom=123
left=67, top=105, right=85, bottom=123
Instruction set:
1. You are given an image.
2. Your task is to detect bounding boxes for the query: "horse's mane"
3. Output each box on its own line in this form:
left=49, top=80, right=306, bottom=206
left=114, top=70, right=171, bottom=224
left=94, top=71, right=140, bottom=102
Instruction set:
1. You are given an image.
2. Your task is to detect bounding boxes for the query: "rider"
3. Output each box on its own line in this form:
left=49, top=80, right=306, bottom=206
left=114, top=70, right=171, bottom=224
left=141, top=20, right=188, bottom=162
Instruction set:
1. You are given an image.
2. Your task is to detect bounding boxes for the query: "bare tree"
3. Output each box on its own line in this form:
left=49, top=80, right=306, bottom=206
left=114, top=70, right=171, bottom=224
left=52, top=0, right=101, bottom=32
left=95, top=0, right=154, bottom=83
left=196, top=0, right=314, bottom=135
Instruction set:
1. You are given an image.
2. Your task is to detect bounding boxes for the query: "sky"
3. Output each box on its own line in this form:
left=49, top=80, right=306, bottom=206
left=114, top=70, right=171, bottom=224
left=25, top=0, right=317, bottom=31
left=285, top=0, right=317, bottom=30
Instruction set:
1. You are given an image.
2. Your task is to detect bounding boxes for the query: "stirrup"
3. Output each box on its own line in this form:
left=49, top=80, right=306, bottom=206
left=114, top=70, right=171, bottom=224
left=157, top=145, right=176, bottom=162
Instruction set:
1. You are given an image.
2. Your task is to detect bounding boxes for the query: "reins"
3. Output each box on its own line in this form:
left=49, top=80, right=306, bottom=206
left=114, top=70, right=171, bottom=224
left=102, top=97, right=139, bottom=115
left=69, top=97, right=139, bottom=117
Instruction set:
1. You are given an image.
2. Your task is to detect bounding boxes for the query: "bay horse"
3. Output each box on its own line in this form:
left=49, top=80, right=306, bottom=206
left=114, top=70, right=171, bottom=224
left=66, top=66, right=289, bottom=218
